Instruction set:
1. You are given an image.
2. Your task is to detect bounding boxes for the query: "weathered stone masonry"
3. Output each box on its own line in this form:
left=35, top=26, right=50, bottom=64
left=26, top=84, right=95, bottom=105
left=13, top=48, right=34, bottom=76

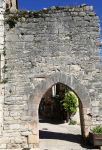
left=0, top=1, right=5, bottom=149
left=0, top=0, right=102, bottom=149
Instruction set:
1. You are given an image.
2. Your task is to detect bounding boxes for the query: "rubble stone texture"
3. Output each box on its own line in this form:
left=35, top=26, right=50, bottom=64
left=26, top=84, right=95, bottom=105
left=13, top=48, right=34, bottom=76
left=0, top=0, right=102, bottom=149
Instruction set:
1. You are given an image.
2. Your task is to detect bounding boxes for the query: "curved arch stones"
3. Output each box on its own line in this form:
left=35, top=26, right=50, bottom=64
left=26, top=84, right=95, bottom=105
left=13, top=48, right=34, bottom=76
left=32, top=72, right=90, bottom=106
left=27, top=72, right=91, bottom=145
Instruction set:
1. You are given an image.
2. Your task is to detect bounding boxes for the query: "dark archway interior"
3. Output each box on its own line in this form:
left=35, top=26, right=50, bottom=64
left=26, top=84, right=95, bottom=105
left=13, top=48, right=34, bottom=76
left=39, top=83, right=79, bottom=124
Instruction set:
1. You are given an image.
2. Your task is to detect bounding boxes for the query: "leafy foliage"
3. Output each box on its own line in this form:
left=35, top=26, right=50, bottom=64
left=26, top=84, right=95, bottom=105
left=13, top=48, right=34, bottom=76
left=52, top=90, right=78, bottom=122
left=62, top=91, right=77, bottom=115
left=6, top=16, right=18, bottom=28
left=91, top=125, right=102, bottom=134
left=69, top=120, right=77, bottom=125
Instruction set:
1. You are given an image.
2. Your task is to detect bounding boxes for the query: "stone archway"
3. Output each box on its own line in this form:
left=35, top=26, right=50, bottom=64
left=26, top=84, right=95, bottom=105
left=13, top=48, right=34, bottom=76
left=27, top=72, right=91, bottom=146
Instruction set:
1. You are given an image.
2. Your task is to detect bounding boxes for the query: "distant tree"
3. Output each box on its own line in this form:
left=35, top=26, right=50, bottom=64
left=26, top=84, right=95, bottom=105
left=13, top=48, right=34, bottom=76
left=62, top=90, right=78, bottom=122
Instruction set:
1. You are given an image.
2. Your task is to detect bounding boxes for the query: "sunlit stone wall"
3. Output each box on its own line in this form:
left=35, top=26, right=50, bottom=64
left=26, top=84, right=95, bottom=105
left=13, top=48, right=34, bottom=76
left=0, top=4, right=101, bottom=149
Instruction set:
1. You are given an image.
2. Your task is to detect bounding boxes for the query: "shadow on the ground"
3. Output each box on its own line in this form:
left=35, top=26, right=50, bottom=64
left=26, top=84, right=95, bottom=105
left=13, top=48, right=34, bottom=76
left=39, top=130, right=98, bottom=149
left=39, top=118, right=66, bottom=125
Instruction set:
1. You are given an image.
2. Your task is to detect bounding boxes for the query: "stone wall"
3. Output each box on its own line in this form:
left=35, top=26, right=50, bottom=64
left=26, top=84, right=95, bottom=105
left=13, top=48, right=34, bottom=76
left=0, top=0, right=6, bottom=149
left=0, top=5, right=101, bottom=149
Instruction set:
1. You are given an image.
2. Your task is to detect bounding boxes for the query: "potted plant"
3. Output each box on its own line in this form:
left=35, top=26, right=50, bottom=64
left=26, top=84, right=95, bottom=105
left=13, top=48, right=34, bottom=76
left=89, top=125, right=102, bottom=147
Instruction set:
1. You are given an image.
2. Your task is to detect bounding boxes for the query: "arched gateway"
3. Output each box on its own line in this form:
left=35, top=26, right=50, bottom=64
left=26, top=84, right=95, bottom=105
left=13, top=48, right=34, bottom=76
left=0, top=1, right=101, bottom=149
left=27, top=72, right=91, bottom=146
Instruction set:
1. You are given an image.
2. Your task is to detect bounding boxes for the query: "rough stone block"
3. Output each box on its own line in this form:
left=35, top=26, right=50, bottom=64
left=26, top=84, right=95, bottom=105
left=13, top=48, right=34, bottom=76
left=28, top=134, right=39, bottom=144
left=0, top=144, right=6, bottom=148
left=9, top=124, right=20, bottom=130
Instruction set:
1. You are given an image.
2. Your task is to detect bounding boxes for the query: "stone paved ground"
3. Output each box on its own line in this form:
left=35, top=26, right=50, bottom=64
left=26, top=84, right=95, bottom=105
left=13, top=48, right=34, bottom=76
left=39, top=122, right=99, bottom=150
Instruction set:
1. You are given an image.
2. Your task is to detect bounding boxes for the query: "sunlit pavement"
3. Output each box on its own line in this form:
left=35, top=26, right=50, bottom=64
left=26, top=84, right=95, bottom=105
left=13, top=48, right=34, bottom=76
left=39, top=122, right=99, bottom=150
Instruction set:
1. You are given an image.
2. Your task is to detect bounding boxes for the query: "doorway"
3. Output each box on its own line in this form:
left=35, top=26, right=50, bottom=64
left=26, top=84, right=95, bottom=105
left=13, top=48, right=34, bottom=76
left=39, top=83, right=84, bottom=149
left=27, top=73, right=91, bottom=148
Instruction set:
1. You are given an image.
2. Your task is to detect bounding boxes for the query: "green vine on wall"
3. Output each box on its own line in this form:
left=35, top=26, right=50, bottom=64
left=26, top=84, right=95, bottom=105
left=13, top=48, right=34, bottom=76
left=5, top=6, right=70, bottom=29
left=0, top=78, right=8, bottom=84
left=5, top=16, right=18, bottom=28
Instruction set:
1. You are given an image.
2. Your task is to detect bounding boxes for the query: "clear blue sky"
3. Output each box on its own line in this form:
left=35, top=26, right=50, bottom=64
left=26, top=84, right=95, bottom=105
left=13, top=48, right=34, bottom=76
left=18, top=0, right=102, bottom=55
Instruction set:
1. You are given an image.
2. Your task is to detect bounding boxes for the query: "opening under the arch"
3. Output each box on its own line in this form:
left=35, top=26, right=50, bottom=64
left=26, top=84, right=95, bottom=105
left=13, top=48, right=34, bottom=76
left=38, top=83, right=90, bottom=149
left=39, top=83, right=80, bottom=124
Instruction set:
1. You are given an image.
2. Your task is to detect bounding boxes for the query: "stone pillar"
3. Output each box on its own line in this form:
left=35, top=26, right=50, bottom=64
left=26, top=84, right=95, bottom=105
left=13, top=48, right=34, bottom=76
left=10, top=0, right=17, bottom=12
left=6, top=0, right=18, bottom=12
left=83, top=107, right=92, bottom=138
left=0, top=1, right=6, bottom=149
left=28, top=121, right=39, bottom=148
left=0, top=0, right=5, bottom=137
left=27, top=103, right=39, bottom=148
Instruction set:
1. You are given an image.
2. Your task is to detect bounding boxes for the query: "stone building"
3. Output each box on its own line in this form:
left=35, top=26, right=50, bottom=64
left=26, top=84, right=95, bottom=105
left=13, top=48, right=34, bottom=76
left=0, top=0, right=102, bottom=149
